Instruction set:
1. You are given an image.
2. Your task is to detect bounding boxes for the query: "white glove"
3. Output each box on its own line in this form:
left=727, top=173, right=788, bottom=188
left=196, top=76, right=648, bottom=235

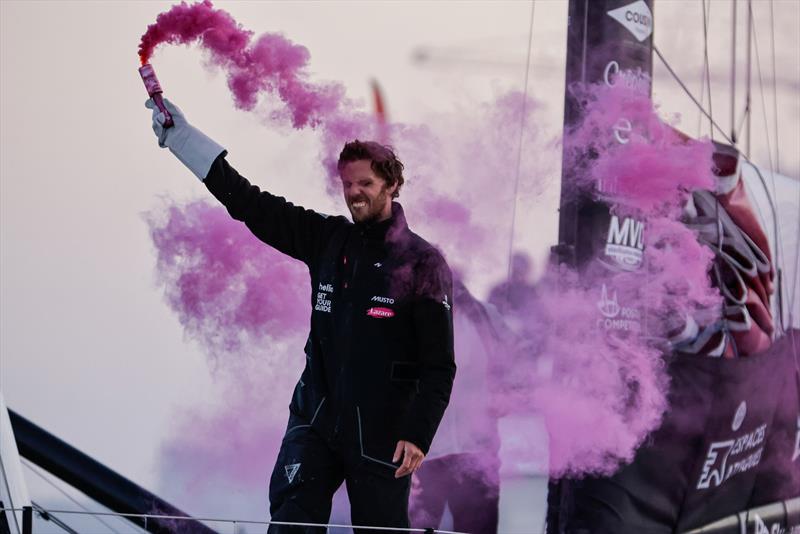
left=145, top=98, right=226, bottom=181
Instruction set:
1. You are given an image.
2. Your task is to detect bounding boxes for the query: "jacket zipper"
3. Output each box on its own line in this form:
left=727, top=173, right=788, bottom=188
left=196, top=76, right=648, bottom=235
left=333, top=235, right=366, bottom=442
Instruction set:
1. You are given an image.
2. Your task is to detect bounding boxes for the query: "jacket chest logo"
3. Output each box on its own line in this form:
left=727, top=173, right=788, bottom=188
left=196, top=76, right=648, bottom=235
left=315, top=283, right=333, bottom=313
left=367, top=295, right=395, bottom=319
left=366, top=307, right=395, bottom=319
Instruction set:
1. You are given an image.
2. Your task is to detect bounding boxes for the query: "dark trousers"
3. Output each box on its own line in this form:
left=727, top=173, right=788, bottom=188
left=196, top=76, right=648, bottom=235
left=410, top=453, right=500, bottom=534
left=268, top=418, right=411, bottom=533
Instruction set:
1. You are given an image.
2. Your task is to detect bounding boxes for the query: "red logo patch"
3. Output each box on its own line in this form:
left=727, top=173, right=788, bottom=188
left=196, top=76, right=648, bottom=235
left=366, top=307, right=395, bottom=319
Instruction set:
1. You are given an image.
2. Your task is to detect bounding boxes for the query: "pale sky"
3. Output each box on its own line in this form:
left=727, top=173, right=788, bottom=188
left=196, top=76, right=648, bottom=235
left=1, top=0, right=798, bottom=527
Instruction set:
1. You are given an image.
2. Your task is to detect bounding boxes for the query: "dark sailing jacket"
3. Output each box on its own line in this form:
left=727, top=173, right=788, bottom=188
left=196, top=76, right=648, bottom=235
left=204, top=155, right=456, bottom=476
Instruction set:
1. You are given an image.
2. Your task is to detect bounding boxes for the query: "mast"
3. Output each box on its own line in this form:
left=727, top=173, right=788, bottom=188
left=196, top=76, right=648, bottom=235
left=555, top=0, right=654, bottom=269
left=550, top=8, right=655, bottom=527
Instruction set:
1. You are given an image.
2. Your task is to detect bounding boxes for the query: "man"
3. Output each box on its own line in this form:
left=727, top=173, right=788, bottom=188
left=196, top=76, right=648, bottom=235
left=145, top=99, right=456, bottom=532
left=488, top=252, right=538, bottom=317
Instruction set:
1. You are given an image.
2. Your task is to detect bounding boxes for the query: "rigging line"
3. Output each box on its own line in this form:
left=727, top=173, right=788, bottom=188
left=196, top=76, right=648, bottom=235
left=653, top=41, right=779, bottom=194
left=20, top=511, right=467, bottom=534
left=698, top=0, right=708, bottom=136
left=653, top=45, right=733, bottom=145
left=21, top=459, right=125, bottom=534
left=752, top=3, right=792, bottom=329
left=730, top=0, right=738, bottom=144
left=506, top=0, right=535, bottom=287
left=734, top=100, right=750, bottom=142
left=768, top=0, right=780, bottom=174
left=736, top=100, right=750, bottom=141
left=745, top=0, right=753, bottom=156
left=653, top=44, right=783, bottom=308
left=749, top=6, right=777, bottom=188
left=699, top=0, right=714, bottom=139
left=791, top=224, right=800, bottom=330
left=31, top=501, right=80, bottom=534
left=750, top=9, right=782, bottom=237
left=0, top=448, right=21, bottom=533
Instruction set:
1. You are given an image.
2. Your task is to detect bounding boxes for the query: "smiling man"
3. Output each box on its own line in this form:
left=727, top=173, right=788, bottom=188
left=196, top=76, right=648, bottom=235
left=145, top=99, right=455, bottom=533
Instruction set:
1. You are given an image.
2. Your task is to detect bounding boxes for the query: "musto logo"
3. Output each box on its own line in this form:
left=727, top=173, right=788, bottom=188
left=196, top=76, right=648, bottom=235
left=366, top=307, right=395, bottom=319
left=696, top=422, right=767, bottom=490
left=606, top=0, right=653, bottom=42
left=604, top=215, right=644, bottom=271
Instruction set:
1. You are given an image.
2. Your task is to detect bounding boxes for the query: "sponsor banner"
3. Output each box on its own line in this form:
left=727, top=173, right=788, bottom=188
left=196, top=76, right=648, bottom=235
left=678, top=334, right=799, bottom=529
left=549, top=335, right=798, bottom=531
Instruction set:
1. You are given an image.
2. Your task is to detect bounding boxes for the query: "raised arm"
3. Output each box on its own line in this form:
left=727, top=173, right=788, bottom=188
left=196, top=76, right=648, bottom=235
left=145, top=98, right=340, bottom=265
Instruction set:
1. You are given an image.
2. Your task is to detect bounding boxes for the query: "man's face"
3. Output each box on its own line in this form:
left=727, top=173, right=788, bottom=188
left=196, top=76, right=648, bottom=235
left=340, top=160, right=396, bottom=223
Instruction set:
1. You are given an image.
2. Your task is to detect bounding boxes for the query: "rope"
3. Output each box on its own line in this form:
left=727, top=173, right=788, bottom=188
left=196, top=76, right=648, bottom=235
left=749, top=5, right=776, bottom=177
left=30, top=501, right=80, bottom=534
left=505, top=0, right=536, bottom=299
left=745, top=0, right=753, bottom=155
left=698, top=0, right=714, bottom=139
left=0, top=507, right=467, bottom=534
left=792, top=240, right=800, bottom=335
left=750, top=3, right=791, bottom=332
left=653, top=45, right=734, bottom=146
left=21, top=459, right=124, bottom=534
left=653, top=43, right=786, bottom=334
left=768, top=0, right=780, bottom=174
left=730, top=0, right=738, bottom=144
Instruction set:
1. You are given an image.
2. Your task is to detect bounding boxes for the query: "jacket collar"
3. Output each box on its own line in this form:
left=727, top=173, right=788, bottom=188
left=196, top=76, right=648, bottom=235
left=356, top=202, right=408, bottom=241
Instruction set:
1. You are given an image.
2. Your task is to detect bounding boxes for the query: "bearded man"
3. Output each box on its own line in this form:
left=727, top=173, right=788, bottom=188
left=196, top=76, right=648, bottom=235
left=145, top=99, right=456, bottom=533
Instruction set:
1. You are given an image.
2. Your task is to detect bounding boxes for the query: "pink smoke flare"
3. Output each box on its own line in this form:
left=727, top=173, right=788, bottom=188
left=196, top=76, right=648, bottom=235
left=139, top=0, right=344, bottom=128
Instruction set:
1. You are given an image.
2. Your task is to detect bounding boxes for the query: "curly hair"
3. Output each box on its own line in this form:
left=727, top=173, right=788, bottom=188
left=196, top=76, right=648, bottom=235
left=337, top=140, right=405, bottom=198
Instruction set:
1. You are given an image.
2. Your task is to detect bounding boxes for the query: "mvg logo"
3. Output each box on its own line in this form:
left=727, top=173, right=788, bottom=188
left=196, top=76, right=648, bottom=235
left=607, top=0, right=653, bottom=42
left=604, top=215, right=644, bottom=270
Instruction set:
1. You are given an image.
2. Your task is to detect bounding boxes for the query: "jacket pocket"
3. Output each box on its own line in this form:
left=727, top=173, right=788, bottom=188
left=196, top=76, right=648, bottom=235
left=286, top=397, right=326, bottom=435
left=356, top=405, right=398, bottom=473
left=390, top=361, right=420, bottom=394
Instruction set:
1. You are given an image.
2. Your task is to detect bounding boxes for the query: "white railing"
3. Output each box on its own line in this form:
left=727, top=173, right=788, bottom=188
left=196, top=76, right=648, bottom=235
left=1, top=506, right=468, bottom=534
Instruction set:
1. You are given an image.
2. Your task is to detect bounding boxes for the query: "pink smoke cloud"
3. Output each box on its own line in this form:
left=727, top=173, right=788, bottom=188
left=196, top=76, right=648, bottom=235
left=512, top=83, right=721, bottom=476
left=139, top=0, right=344, bottom=128
left=145, top=200, right=308, bottom=515
left=145, top=199, right=310, bottom=359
